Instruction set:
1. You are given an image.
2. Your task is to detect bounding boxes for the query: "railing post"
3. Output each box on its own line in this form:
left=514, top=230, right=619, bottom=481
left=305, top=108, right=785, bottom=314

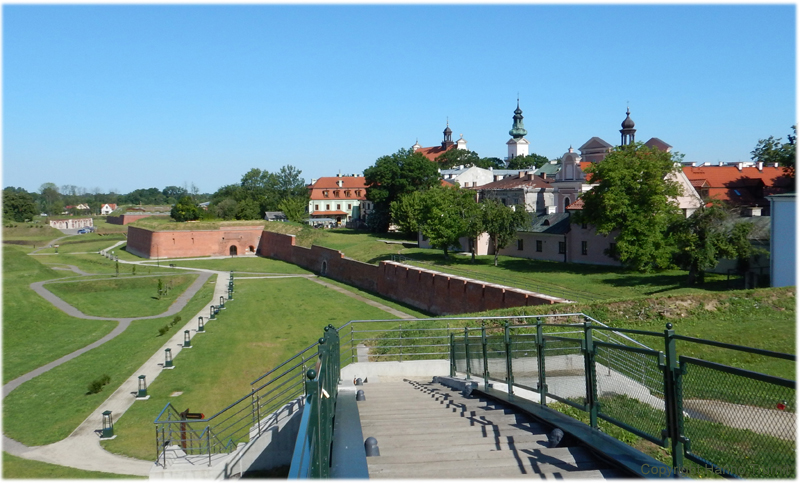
left=481, top=323, right=489, bottom=387
left=505, top=322, right=514, bottom=396
left=256, top=394, right=262, bottom=436
left=207, top=428, right=212, bottom=467
left=162, top=426, right=166, bottom=468
left=350, top=324, right=355, bottom=364
left=464, top=327, right=471, bottom=380
left=663, top=323, right=685, bottom=475
left=399, top=322, right=403, bottom=362
left=449, top=332, right=455, bottom=377
left=536, top=317, right=547, bottom=405
left=583, top=316, right=598, bottom=429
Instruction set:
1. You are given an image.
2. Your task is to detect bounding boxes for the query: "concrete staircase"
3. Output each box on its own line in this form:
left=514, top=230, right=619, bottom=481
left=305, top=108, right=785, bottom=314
left=357, top=380, right=627, bottom=479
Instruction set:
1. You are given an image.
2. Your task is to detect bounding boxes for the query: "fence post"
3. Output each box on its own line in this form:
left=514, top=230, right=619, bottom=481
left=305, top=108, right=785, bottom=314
left=505, top=322, right=514, bottom=396
left=583, top=316, right=598, bottom=429
left=464, top=327, right=471, bottom=380
left=536, top=317, right=547, bottom=406
left=481, top=323, right=489, bottom=387
left=663, top=323, right=684, bottom=475
left=399, top=322, right=403, bottom=363
left=207, top=428, right=212, bottom=467
left=350, top=324, right=355, bottom=364
left=449, top=332, right=455, bottom=377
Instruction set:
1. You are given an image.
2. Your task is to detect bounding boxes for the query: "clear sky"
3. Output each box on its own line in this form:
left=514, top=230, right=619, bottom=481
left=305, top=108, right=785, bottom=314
left=3, top=4, right=796, bottom=195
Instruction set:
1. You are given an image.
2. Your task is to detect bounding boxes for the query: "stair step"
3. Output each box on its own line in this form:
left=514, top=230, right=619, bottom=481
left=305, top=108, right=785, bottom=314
left=370, top=445, right=596, bottom=465
left=370, top=435, right=551, bottom=454
left=362, top=426, right=549, bottom=442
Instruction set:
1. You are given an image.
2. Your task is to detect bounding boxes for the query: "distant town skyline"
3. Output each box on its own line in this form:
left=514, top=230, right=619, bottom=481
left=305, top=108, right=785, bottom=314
left=3, top=4, right=796, bottom=194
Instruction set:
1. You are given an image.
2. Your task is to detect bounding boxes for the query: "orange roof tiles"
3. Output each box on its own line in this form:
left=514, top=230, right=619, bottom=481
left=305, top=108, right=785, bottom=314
left=414, top=145, right=457, bottom=161
left=309, top=177, right=368, bottom=201
left=682, top=165, right=792, bottom=206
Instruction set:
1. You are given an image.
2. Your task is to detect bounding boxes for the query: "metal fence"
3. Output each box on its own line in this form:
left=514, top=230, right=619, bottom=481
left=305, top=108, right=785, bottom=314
left=451, top=316, right=796, bottom=479
left=154, top=313, right=795, bottom=479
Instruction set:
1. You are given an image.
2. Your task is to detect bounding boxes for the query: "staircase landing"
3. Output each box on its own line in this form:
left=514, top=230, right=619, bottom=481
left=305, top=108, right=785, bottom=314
left=356, top=380, right=627, bottom=479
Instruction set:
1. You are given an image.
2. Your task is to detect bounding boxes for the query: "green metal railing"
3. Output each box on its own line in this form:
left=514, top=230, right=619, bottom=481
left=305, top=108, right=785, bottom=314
left=288, top=325, right=340, bottom=478
left=451, top=316, right=796, bottom=479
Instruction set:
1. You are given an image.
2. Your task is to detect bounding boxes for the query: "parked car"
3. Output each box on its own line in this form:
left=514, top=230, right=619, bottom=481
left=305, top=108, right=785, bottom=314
left=77, top=228, right=89, bottom=234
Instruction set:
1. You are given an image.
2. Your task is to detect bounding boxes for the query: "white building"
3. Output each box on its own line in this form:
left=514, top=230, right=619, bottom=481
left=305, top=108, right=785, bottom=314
left=767, top=193, right=795, bottom=287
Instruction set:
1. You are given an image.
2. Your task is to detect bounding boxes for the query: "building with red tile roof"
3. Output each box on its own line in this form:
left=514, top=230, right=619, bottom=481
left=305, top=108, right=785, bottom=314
left=681, top=163, right=791, bottom=214
left=307, top=175, right=372, bottom=226
left=412, top=120, right=468, bottom=161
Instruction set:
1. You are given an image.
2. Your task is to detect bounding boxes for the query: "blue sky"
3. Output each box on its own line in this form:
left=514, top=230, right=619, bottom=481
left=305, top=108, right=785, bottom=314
left=3, top=4, right=796, bottom=194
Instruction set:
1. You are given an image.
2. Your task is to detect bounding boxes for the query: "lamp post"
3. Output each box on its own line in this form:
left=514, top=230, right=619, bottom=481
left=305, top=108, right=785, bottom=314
left=219, top=296, right=226, bottom=309
left=197, top=316, right=205, bottom=333
left=228, top=287, right=233, bottom=301
left=101, top=410, right=115, bottom=439
left=210, top=306, right=216, bottom=320
left=164, top=348, right=174, bottom=369
left=184, top=330, right=192, bottom=348
left=214, top=305, right=220, bottom=316
left=137, top=375, right=150, bottom=400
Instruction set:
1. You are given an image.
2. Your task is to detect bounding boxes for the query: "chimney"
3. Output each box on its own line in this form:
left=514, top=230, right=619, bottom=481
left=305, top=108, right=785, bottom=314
left=311, top=178, right=318, bottom=185
left=757, top=161, right=763, bottom=171
left=774, top=162, right=780, bottom=167
left=528, top=173, right=535, bottom=181
left=691, top=162, right=697, bottom=167
left=519, top=171, right=526, bottom=178
left=718, top=161, right=723, bottom=166
left=737, top=162, right=743, bottom=171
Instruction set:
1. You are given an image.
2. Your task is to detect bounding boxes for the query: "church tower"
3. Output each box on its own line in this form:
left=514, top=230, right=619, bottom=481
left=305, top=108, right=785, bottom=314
left=620, top=107, right=636, bottom=146
left=506, top=100, right=530, bottom=159
left=441, top=120, right=455, bottom=149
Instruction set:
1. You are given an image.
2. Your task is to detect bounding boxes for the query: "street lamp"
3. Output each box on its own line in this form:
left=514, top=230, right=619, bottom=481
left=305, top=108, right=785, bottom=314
left=197, top=316, right=205, bottom=333
left=164, top=348, right=174, bottom=369
left=219, top=296, right=226, bottom=309
left=101, top=410, right=115, bottom=439
left=183, top=330, right=192, bottom=348
left=210, top=306, right=216, bottom=320
left=228, top=287, right=233, bottom=301
left=137, top=375, right=150, bottom=400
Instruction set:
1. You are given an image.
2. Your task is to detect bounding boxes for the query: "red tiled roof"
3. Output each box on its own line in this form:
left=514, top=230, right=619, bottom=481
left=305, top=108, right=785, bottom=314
left=566, top=198, right=585, bottom=210
left=682, top=165, right=791, bottom=205
left=414, top=145, right=456, bottom=161
left=309, top=177, right=368, bottom=201
left=478, top=173, right=553, bottom=190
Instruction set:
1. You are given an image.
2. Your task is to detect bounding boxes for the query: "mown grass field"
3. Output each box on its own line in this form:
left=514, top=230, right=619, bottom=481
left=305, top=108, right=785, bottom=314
left=2, top=275, right=217, bottom=447
left=45, top=273, right=199, bottom=317
left=2, top=223, right=65, bottom=252
left=2, top=452, right=137, bottom=479
left=101, top=276, right=418, bottom=460
left=34, top=232, right=127, bottom=254
left=143, top=256, right=313, bottom=274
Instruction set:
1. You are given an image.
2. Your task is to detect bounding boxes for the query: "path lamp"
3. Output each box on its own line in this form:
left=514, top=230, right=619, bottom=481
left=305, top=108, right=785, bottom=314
left=164, top=348, right=174, bottom=369
left=228, top=287, right=233, bottom=301
left=219, top=296, right=226, bottom=309
left=210, top=306, right=216, bottom=320
left=184, top=330, right=192, bottom=348
left=197, top=317, right=205, bottom=333
left=214, top=305, right=220, bottom=316
left=137, top=375, right=150, bottom=399
left=101, top=410, right=114, bottom=439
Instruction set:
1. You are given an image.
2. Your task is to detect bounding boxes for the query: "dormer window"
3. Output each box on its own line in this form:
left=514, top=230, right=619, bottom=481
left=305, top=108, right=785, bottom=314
left=323, top=190, right=329, bottom=197
left=344, top=190, right=351, bottom=197
left=355, top=190, right=362, bottom=197
left=334, top=190, right=340, bottom=197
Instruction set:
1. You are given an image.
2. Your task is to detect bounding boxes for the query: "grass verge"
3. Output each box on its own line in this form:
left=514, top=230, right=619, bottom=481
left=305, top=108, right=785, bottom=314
left=2, top=452, right=138, bottom=479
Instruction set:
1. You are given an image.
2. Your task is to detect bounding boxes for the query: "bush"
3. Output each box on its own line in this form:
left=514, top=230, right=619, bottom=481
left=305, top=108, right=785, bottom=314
left=158, top=326, right=169, bottom=336
left=87, top=374, right=111, bottom=394
left=169, top=316, right=182, bottom=327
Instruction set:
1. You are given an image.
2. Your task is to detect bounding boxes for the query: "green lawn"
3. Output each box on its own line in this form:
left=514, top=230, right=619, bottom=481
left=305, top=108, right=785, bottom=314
left=144, top=256, right=313, bottom=274
left=101, top=276, right=419, bottom=461
left=35, top=233, right=127, bottom=254
left=2, top=276, right=217, bottom=447
left=45, top=273, right=199, bottom=317
left=2, top=452, right=138, bottom=479
left=2, top=246, right=117, bottom=383
left=2, top=224, right=65, bottom=252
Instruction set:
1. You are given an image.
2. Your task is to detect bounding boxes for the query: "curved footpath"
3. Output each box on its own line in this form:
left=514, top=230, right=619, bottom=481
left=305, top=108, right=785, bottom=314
left=4, top=247, right=414, bottom=476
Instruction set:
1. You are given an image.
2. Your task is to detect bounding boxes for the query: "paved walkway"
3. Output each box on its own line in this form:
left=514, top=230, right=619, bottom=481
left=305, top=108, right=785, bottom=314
left=4, top=247, right=416, bottom=476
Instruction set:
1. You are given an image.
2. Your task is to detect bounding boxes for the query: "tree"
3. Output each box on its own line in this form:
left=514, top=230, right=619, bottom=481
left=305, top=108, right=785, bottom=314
left=275, top=165, right=307, bottom=199
left=482, top=200, right=532, bottom=267
left=473, top=157, right=506, bottom=170
left=3, top=188, right=37, bottom=222
left=215, top=198, right=239, bottom=220
left=575, top=143, right=683, bottom=272
left=162, top=186, right=188, bottom=203
left=278, top=196, right=308, bottom=223
left=751, top=125, right=796, bottom=185
left=39, top=182, right=60, bottom=214
left=364, top=148, right=441, bottom=232
left=672, top=204, right=761, bottom=285
left=235, top=199, right=261, bottom=220
left=507, top=153, right=550, bottom=170
left=417, top=186, right=478, bottom=259
left=435, top=149, right=482, bottom=169
left=170, top=195, right=201, bottom=222
left=390, top=191, right=424, bottom=238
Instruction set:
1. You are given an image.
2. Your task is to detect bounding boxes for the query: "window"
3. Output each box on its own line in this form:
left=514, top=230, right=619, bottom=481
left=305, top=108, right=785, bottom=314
left=581, top=241, right=588, bottom=255
left=326, top=204, right=330, bottom=210
left=517, top=239, right=523, bottom=250
left=609, top=243, right=617, bottom=258
left=536, top=240, right=542, bottom=252
left=564, top=197, right=571, bottom=210
left=337, top=204, right=341, bottom=210
left=315, top=204, right=319, bottom=211
left=345, top=190, right=351, bottom=197
left=333, top=190, right=340, bottom=197
left=347, top=204, right=352, bottom=210
left=558, top=242, right=566, bottom=254
left=323, top=190, right=329, bottom=197
left=356, top=190, right=362, bottom=197
left=581, top=223, right=588, bottom=229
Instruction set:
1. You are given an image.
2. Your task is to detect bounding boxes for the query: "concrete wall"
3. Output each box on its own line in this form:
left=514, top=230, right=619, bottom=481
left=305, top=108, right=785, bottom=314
left=49, top=218, right=93, bottom=230
left=127, top=226, right=263, bottom=259
left=258, top=231, right=564, bottom=315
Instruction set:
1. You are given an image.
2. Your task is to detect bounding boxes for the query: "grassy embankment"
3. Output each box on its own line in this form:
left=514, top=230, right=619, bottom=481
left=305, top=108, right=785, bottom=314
left=2, top=452, right=137, bottom=479
left=101, top=276, right=419, bottom=460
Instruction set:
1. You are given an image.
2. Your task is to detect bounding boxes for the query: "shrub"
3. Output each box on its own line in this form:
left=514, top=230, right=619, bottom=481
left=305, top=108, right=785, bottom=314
left=158, top=326, right=169, bottom=336
left=87, top=374, right=111, bottom=394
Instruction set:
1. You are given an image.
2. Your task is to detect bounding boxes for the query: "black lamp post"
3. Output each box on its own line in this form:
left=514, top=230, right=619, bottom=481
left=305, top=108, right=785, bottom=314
left=164, top=348, right=174, bottom=369
left=184, top=330, right=192, bottom=348
left=197, top=316, right=205, bottom=333
left=137, top=375, right=149, bottom=399
left=101, top=410, right=114, bottom=439
left=210, top=305, right=216, bottom=320
left=219, top=296, right=226, bottom=309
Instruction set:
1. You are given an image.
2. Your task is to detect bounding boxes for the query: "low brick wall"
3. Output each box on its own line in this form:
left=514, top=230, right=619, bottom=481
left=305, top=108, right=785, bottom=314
left=257, top=231, right=564, bottom=315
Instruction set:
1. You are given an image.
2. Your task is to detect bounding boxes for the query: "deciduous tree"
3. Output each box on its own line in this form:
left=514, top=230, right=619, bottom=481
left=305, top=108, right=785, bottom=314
left=3, top=188, right=37, bottom=222
left=170, top=195, right=201, bottom=222
left=576, top=143, right=682, bottom=271
left=278, top=195, right=308, bottom=223
left=506, top=153, right=550, bottom=170
left=482, top=200, right=532, bottom=266
left=751, top=125, right=796, bottom=185
left=417, top=186, right=478, bottom=259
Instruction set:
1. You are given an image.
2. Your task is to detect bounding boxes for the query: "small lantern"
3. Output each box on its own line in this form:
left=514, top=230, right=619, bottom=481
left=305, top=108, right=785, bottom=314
left=137, top=375, right=149, bottom=399
left=164, top=348, right=174, bottom=368
left=197, top=316, right=205, bottom=333
left=228, top=287, right=233, bottom=301
left=210, top=305, right=216, bottom=320
left=184, top=330, right=192, bottom=348
left=219, top=296, right=226, bottom=309
left=214, top=305, right=220, bottom=316
left=101, top=410, right=114, bottom=439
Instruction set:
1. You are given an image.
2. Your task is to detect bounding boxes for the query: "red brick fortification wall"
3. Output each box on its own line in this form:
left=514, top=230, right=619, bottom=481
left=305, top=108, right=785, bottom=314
left=127, top=226, right=263, bottom=259
left=258, top=230, right=564, bottom=315
left=107, top=214, right=157, bottom=225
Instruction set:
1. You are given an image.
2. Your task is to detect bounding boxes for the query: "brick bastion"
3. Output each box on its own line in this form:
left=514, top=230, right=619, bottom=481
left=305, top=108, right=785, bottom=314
left=126, top=225, right=263, bottom=259
left=125, top=227, right=567, bottom=315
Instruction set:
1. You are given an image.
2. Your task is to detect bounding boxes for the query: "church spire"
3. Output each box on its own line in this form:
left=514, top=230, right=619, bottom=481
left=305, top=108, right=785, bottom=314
left=620, top=107, right=636, bottom=145
left=509, top=99, right=528, bottom=139
left=442, top=118, right=454, bottom=149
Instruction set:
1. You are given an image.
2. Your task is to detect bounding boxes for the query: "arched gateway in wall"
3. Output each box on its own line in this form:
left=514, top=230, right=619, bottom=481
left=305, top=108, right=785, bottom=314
left=230, top=246, right=238, bottom=256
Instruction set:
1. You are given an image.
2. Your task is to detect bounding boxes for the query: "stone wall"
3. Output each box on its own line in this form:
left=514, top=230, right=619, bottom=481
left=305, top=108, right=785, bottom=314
left=257, top=231, right=564, bottom=315
left=127, top=226, right=264, bottom=259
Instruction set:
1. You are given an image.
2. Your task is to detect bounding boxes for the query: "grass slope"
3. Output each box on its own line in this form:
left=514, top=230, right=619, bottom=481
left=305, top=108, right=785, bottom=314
left=2, top=452, right=137, bottom=479
left=45, top=274, right=199, bottom=317
left=2, top=246, right=117, bottom=383
left=102, top=276, right=417, bottom=460
left=2, top=276, right=217, bottom=446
